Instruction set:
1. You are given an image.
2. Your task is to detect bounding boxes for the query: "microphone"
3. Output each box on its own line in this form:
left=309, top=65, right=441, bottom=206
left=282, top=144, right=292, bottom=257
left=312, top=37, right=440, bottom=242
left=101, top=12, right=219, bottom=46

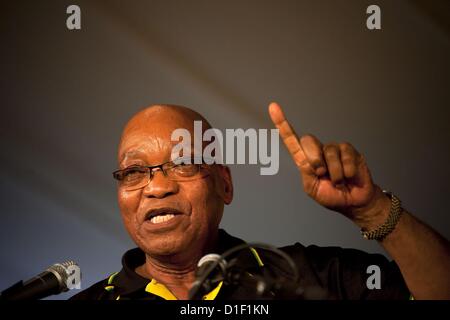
left=189, top=254, right=227, bottom=300
left=0, top=261, right=81, bottom=301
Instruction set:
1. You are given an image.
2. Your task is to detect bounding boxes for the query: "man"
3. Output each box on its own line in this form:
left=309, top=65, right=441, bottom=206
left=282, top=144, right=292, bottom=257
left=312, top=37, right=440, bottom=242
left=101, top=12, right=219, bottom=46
left=71, top=103, right=450, bottom=300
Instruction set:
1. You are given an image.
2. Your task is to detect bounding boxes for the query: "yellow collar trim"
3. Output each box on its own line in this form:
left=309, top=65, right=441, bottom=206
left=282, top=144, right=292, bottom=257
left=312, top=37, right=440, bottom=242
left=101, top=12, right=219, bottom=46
left=249, top=247, right=264, bottom=267
left=145, top=279, right=223, bottom=300
left=144, top=248, right=262, bottom=300
left=203, top=281, right=223, bottom=300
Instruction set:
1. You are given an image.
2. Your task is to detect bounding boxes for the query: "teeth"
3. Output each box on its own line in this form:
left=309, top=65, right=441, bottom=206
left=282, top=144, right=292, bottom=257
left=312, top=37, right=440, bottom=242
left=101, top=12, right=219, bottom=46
left=150, top=214, right=175, bottom=224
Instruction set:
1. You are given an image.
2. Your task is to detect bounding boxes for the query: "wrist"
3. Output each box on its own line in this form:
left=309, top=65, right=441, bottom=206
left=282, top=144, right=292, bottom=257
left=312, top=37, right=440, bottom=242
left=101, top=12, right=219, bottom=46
left=351, top=186, right=391, bottom=230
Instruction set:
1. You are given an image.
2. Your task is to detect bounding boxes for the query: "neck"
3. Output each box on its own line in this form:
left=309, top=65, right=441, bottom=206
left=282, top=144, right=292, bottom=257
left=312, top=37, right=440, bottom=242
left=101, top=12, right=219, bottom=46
left=136, top=230, right=219, bottom=299
left=136, top=256, right=197, bottom=299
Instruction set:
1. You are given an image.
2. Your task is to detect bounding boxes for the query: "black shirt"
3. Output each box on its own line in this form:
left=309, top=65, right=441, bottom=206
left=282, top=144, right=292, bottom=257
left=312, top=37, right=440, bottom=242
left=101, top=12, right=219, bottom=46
left=69, top=229, right=410, bottom=300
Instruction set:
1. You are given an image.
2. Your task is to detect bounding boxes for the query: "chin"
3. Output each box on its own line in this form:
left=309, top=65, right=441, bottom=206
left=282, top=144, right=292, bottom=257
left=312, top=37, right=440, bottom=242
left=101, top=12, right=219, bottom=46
left=137, top=232, right=188, bottom=257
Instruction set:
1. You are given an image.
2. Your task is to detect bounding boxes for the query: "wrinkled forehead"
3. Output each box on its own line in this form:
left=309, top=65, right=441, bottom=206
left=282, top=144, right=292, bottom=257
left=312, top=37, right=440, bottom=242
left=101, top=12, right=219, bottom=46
left=117, top=107, right=211, bottom=165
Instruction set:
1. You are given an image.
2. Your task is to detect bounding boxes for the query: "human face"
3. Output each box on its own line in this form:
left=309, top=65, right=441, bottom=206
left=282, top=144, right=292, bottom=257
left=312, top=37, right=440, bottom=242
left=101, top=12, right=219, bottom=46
left=117, top=110, right=232, bottom=258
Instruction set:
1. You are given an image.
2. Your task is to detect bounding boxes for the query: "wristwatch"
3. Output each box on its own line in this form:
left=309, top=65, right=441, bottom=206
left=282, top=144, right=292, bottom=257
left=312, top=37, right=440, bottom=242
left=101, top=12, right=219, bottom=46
left=361, top=190, right=403, bottom=241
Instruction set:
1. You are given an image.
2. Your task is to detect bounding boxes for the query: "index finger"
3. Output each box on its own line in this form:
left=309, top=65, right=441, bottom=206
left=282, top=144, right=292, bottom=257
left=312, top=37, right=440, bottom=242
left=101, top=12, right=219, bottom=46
left=268, top=102, right=307, bottom=168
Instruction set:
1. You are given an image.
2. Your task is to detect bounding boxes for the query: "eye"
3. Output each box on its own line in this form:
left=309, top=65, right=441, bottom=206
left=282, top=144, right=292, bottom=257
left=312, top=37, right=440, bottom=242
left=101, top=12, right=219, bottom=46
left=121, top=166, right=147, bottom=182
left=171, top=163, right=199, bottom=177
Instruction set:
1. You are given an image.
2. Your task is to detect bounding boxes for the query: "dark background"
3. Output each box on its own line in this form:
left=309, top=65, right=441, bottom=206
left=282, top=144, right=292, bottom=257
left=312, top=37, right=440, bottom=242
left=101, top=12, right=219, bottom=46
left=1, top=0, right=449, bottom=299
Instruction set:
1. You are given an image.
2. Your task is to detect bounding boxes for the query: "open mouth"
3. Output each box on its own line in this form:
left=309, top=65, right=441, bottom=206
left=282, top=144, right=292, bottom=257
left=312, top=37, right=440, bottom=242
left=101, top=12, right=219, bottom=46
left=144, top=207, right=184, bottom=224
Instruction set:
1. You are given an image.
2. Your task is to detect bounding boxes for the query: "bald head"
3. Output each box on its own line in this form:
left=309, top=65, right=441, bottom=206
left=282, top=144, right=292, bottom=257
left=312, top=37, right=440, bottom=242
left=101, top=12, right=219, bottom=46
left=118, top=104, right=212, bottom=165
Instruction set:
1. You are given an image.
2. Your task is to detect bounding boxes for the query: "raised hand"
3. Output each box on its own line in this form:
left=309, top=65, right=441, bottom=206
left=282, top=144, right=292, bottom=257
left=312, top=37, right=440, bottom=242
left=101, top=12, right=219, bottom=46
left=268, top=102, right=388, bottom=222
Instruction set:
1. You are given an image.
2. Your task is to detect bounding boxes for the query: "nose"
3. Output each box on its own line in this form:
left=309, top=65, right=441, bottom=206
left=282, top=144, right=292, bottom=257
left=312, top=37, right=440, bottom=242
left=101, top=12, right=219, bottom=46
left=142, top=169, right=179, bottom=199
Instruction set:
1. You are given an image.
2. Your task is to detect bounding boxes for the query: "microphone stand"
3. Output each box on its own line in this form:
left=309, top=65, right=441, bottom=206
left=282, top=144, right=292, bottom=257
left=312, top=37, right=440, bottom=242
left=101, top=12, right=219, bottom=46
left=188, top=242, right=303, bottom=300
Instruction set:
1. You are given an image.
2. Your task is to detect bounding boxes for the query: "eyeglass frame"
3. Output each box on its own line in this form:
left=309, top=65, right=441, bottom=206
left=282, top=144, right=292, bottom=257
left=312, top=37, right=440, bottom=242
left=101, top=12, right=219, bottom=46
left=112, top=156, right=217, bottom=191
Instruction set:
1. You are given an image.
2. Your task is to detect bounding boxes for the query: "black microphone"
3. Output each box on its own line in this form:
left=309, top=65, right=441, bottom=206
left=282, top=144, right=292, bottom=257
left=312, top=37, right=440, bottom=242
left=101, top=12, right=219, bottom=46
left=189, top=254, right=227, bottom=300
left=0, top=261, right=81, bottom=301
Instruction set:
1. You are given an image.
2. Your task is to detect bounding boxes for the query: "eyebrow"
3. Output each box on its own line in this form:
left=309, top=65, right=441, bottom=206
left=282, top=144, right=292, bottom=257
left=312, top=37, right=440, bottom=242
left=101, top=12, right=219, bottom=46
left=119, top=150, right=147, bottom=165
left=119, top=140, right=187, bottom=161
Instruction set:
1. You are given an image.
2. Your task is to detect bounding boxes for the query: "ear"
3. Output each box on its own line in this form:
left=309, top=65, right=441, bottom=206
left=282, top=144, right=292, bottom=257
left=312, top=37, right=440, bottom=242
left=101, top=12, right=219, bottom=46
left=216, top=165, right=233, bottom=205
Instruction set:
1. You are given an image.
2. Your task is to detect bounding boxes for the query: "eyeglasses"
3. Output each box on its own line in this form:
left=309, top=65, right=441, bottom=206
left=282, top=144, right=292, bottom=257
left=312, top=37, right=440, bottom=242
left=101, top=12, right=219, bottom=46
left=112, top=157, right=213, bottom=191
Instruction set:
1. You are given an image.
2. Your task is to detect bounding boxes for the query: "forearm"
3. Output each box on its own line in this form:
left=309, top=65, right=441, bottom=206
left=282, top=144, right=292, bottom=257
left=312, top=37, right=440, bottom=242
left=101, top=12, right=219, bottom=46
left=380, top=211, right=450, bottom=299
left=354, top=191, right=450, bottom=300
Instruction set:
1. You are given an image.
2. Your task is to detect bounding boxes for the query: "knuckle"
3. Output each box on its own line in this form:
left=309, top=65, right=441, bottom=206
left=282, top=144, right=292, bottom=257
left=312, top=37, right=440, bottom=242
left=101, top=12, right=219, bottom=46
left=330, top=172, right=344, bottom=184
left=323, top=144, right=339, bottom=157
left=297, top=158, right=309, bottom=167
left=309, top=158, right=323, bottom=169
left=344, top=168, right=356, bottom=178
left=324, top=142, right=338, bottom=149
left=358, top=154, right=366, bottom=164
left=341, top=157, right=354, bottom=167
left=340, top=142, right=353, bottom=152
left=300, top=134, right=314, bottom=143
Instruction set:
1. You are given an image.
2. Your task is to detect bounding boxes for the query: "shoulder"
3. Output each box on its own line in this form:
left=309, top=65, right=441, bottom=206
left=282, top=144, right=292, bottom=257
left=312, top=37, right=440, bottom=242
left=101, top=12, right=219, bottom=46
left=276, top=242, right=391, bottom=269
left=297, top=243, right=390, bottom=269
left=273, top=242, right=408, bottom=299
